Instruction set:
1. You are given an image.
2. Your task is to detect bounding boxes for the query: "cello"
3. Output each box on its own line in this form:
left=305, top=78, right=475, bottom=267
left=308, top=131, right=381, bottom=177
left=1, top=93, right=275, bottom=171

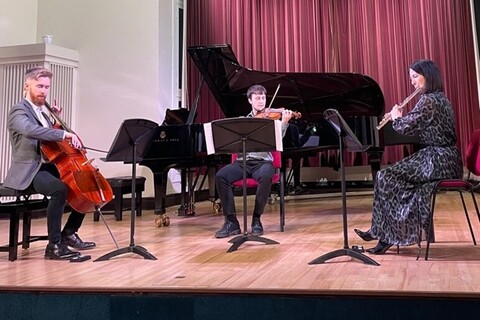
left=40, top=102, right=113, bottom=213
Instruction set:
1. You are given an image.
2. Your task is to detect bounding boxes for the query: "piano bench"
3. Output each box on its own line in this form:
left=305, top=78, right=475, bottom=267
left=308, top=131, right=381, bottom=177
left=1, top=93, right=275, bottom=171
left=95, top=176, right=146, bottom=221
left=0, top=185, right=49, bottom=261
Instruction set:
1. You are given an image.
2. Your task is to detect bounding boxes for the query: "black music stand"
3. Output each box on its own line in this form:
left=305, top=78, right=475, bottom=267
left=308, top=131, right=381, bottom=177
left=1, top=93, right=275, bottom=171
left=205, top=118, right=281, bottom=252
left=308, top=109, right=379, bottom=266
left=94, top=119, right=158, bottom=261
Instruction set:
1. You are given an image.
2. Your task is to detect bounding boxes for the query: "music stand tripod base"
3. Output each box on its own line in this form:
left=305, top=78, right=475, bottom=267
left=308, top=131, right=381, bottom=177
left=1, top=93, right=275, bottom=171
left=308, top=248, right=379, bottom=266
left=94, top=245, right=157, bottom=261
left=227, top=234, right=279, bottom=253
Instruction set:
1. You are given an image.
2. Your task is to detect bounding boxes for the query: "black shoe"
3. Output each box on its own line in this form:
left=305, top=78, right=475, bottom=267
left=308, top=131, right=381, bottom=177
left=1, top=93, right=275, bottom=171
left=62, top=233, right=96, bottom=250
left=366, top=241, right=393, bottom=254
left=215, top=219, right=241, bottom=238
left=44, top=242, right=80, bottom=260
left=354, top=229, right=376, bottom=242
left=289, top=186, right=309, bottom=195
left=251, top=216, right=264, bottom=236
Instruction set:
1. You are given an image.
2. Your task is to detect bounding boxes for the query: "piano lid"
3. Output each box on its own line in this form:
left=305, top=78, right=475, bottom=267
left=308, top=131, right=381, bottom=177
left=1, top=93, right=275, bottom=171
left=187, top=44, right=385, bottom=121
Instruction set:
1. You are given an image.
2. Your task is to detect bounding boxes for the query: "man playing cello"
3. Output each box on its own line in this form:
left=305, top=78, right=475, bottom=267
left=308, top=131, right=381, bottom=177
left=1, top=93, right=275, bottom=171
left=3, top=66, right=95, bottom=260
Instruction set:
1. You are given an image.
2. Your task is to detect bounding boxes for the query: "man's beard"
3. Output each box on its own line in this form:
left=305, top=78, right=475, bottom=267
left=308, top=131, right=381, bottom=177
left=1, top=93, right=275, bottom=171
left=29, top=93, right=46, bottom=106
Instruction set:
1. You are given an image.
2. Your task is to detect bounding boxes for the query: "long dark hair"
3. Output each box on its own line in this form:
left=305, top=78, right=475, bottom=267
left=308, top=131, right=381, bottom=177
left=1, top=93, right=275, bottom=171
left=409, top=59, right=444, bottom=93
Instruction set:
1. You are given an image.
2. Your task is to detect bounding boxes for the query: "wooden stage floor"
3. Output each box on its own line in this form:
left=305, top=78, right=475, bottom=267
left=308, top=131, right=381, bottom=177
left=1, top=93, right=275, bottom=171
left=1, top=192, right=480, bottom=299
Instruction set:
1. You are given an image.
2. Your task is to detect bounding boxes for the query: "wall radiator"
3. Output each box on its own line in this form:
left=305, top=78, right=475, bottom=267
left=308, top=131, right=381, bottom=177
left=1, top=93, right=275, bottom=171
left=0, top=44, right=78, bottom=202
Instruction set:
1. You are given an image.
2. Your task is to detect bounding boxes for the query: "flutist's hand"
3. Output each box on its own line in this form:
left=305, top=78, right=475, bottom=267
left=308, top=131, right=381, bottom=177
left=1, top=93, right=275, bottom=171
left=390, top=104, right=403, bottom=120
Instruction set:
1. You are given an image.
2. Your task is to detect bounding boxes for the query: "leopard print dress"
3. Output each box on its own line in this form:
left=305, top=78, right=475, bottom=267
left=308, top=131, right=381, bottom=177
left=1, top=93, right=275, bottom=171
left=370, top=91, right=463, bottom=246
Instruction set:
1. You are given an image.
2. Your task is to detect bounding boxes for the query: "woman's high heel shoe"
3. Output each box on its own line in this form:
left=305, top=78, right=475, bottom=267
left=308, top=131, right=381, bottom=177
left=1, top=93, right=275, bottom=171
left=354, top=229, right=377, bottom=242
left=366, top=241, right=393, bottom=254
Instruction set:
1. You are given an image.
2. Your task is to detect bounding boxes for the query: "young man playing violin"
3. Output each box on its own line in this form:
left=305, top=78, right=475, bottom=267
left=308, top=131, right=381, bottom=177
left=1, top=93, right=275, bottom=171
left=3, top=66, right=95, bottom=260
left=214, top=84, right=294, bottom=238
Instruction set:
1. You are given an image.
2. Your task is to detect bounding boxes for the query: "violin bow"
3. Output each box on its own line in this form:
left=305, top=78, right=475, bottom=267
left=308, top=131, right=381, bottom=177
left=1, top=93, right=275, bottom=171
left=266, top=84, right=281, bottom=111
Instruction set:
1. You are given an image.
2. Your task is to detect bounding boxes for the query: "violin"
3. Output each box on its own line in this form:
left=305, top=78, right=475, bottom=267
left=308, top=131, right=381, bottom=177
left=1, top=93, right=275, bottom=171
left=255, top=107, right=302, bottom=120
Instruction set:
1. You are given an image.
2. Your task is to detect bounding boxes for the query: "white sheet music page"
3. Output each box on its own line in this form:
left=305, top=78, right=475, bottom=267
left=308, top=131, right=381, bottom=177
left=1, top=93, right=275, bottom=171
left=274, top=120, right=283, bottom=151
left=203, top=122, right=215, bottom=155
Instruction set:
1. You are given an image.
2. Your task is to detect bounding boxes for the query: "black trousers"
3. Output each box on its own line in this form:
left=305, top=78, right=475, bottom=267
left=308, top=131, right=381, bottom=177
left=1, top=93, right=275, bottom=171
left=31, top=163, right=85, bottom=243
left=215, top=160, right=275, bottom=217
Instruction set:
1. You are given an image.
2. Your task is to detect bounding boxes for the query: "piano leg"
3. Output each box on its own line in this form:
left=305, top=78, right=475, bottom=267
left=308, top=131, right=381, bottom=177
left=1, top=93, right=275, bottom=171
left=207, top=166, right=217, bottom=203
left=177, top=168, right=195, bottom=216
left=153, top=171, right=168, bottom=215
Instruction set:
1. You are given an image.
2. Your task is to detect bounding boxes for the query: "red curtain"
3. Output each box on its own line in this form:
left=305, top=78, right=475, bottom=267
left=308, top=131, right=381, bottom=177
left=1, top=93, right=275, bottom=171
left=186, top=0, right=480, bottom=165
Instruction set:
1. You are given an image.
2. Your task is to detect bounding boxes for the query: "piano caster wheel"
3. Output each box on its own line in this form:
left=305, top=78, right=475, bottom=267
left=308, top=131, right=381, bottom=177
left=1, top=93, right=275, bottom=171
left=155, top=215, right=170, bottom=227
left=164, top=216, right=170, bottom=226
left=212, top=202, right=222, bottom=214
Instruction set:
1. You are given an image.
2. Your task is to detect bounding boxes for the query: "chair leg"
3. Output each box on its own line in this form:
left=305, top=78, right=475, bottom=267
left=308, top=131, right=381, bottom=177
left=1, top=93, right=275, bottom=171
left=280, top=174, right=285, bottom=232
left=8, top=209, right=20, bottom=262
left=425, top=190, right=438, bottom=260
left=93, top=207, right=100, bottom=221
left=114, top=190, right=123, bottom=221
left=460, top=190, right=476, bottom=245
left=471, top=187, right=480, bottom=223
left=22, top=210, right=32, bottom=249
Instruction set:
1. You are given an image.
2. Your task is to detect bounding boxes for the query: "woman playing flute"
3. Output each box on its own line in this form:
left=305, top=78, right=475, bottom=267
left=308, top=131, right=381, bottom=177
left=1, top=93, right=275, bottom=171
left=354, top=59, right=462, bottom=254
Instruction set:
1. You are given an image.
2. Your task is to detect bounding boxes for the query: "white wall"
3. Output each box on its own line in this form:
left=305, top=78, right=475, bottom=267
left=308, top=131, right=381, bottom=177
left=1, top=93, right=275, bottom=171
left=0, top=0, right=179, bottom=197
left=0, top=0, right=38, bottom=45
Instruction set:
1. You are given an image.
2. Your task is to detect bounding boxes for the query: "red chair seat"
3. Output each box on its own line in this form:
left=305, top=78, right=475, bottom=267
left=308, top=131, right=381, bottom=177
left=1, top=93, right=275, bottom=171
left=232, top=173, right=281, bottom=188
left=436, top=179, right=472, bottom=189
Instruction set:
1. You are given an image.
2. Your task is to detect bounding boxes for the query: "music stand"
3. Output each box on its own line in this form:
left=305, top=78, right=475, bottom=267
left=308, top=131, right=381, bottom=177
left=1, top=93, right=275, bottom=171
left=308, top=109, right=379, bottom=266
left=204, top=117, right=283, bottom=252
left=94, top=119, right=158, bottom=261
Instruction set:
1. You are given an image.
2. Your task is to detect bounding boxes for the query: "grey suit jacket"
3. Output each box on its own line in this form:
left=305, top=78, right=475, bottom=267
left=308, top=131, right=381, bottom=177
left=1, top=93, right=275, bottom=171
left=3, top=99, right=64, bottom=190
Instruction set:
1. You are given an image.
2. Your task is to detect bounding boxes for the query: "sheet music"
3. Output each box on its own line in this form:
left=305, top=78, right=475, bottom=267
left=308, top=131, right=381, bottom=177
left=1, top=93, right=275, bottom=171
left=204, top=122, right=215, bottom=155
left=273, top=120, right=283, bottom=151
left=203, top=119, right=283, bottom=155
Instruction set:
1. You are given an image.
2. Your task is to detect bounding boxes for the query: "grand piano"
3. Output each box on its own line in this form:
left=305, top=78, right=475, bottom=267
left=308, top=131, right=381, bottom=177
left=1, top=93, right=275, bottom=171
left=187, top=44, right=418, bottom=183
left=140, top=44, right=419, bottom=218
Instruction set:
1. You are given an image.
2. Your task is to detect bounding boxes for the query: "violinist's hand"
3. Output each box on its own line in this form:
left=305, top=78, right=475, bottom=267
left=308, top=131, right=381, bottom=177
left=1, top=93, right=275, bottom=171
left=281, top=109, right=293, bottom=124
left=390, top=104, right=403, bottom=120
left=65, top=132, right=83, bottom=149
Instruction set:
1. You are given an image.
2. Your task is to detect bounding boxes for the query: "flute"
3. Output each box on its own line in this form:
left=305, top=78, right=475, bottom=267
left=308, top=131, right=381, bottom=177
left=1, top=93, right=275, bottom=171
left=376, top=87, right=422, bottom=130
